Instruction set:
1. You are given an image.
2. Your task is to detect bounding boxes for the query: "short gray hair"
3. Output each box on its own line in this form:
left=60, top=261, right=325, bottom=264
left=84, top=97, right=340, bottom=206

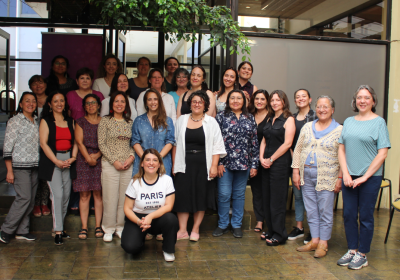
left=315, top=95, right=335, bottom=109
left=351, top=85, right=378, bottom=113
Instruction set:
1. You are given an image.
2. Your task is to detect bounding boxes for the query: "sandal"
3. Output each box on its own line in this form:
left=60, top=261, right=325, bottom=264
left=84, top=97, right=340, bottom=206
left=254, top=227, right=262, bottom=232
left=145, top=233, right=154, bottom=240
left=95, top=227, right=104, bottom=238
left=78, top=229, right=88, bottom=240
left=266, top=238, right=286, bottom=247
left=260, top=232, right=270, bottom=241
left=156, top=234, right=163, bottom=241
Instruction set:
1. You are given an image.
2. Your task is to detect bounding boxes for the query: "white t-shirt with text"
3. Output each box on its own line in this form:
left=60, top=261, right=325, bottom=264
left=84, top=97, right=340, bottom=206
left=125, top=174, right=175, bottom=214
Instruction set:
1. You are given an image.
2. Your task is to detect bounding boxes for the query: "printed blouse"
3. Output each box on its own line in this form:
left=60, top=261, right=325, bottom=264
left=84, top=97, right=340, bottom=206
left=216, top=111, right=259, bottom=170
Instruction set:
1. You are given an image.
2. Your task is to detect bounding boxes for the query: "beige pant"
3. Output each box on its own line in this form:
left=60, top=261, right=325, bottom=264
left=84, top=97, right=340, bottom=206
left=101, top=160, right=133, bottom=234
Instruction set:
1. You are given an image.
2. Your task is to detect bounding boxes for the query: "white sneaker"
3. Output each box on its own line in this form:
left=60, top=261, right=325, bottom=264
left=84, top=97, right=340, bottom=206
left=103, top=233, right=113, bottom=242
left=163, top=251, right=175, bottom=262
left=115, top=231, right=122, bottom=238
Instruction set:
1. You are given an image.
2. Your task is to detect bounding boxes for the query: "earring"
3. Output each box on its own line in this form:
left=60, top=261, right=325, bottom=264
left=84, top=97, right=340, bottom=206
left=110, top=109, right=113, bottom=113
left=49, top=108, right=52, bottom=112
left=124, top=110, right=127, bottom=114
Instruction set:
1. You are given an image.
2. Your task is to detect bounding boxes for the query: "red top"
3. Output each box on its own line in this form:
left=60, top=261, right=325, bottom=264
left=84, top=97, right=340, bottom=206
left=55, top=126, right=72, bottom=151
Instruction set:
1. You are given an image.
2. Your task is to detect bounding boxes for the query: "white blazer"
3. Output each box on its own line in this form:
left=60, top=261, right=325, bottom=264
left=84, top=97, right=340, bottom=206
left=136, top=90, right=177, bottom=123
left=174, top=114, right=226, bottom=180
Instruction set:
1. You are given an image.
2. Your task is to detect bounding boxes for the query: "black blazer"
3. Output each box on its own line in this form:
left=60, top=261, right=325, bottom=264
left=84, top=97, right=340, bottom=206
left=38, top=115, right=77, bottom=181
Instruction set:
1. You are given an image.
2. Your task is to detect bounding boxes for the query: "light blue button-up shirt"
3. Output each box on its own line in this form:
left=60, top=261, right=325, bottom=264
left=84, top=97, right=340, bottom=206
left=131, top=113, right=175, bottom=176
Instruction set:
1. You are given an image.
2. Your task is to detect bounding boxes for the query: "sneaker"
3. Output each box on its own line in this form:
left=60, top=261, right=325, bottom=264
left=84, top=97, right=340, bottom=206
left=288, top=227, right=304, bottom=240
left=115, top=231, right=122, bottom=239
left=304, top=233, right=312, bottom=244
left=0, top=231, right=10, bottom=244
left=163, top=251, right=175, bottom=262
left=103, top=233, right=113, bottom=242
left=337, top=250, right=356, bottom=266
left=348, top=252, right=368, bottom=270
left=15, top=233, right=36, bottom=241
left=212, top=227, right=229, bottom=237
left=231, top=228, right=243, bottom=238
left=33, top=205, right=41, bottom=217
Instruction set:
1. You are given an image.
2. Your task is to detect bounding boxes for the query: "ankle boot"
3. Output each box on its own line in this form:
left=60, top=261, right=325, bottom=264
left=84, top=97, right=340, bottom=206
left=54, top=234, right=63, bottom=245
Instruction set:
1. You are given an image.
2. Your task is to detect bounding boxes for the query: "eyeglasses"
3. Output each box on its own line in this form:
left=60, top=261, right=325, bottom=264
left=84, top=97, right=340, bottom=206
left=54, top=62, right=66, bottom=66
left=85, top=101, right=97, bottom=106
left=191, top=100, right=204, bottom=105
left=316, top=105, right=331, bottom=110
left=176, top=76, right=188, bottom=80
left=229, top=96, right=243, bottom=101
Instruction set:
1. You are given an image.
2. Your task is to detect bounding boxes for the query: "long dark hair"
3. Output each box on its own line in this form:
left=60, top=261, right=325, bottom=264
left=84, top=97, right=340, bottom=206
left=189, top=65, right=208, bottom=91
left=268, top=90, right=292, bottom=119
left=47, top=55, right=71, bottom=83
left=133, top=148, right=166, bottom=185
left=16, top=92, right=38, bottom=117
left=106, top=91, right=131, bottom=122
left=41, top=91, right=70, bottom=120
left=248, top=89, right=269, bottom=116
left=144, top=88, right=168, bottom=130
left=224, top=89, right=249, bottom=117
left=217, top=67, right=239, bottom=98
left=97, top=54, right=123, bottom=78
left=148, top=68, right=167, bottom=92
left=110, top=73, right=131, bottom=96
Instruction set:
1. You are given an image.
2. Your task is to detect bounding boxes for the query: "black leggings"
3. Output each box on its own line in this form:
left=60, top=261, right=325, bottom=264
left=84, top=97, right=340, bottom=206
left=121, top=212, right=178, bottom=254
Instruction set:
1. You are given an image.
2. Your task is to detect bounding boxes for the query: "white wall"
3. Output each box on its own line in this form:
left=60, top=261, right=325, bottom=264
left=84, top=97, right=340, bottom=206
left=240, top=36, right=386, bottom=124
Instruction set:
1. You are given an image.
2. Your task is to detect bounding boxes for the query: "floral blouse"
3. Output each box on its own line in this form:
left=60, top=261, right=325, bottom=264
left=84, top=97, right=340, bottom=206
left=216, top=111, right=259, bottom=170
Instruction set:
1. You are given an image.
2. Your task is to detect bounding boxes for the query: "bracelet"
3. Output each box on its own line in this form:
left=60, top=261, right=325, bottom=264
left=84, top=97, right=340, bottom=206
left=338, top=177, right=343, bottom=179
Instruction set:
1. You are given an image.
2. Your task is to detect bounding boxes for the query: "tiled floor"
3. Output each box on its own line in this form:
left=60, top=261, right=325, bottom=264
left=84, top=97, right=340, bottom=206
left=1, top=209, right=400, bottom=279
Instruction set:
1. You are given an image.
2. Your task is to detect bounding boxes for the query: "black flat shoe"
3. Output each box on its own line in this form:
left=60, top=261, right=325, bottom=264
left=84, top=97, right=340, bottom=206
left=55, top=234, right=63, bottom=245
left=266, top=238, right=286, bottom=246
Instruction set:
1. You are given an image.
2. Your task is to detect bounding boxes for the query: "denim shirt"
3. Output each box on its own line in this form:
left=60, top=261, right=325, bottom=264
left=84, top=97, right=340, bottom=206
left=131, top=113, right=175, bottom=176
left=216, top=111, right=259, bottom=170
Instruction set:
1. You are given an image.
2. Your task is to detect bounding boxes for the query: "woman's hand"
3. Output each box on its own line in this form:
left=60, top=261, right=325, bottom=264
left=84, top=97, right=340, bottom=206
left=217, top=165, right=226, bottom=178
left=140, top=216, right=153, bottom=232
left=209, top=165, right=218, bottom=179
left=352, top=176, right=367, bottom=188
left=55, top=159, right=65, bottom=169
left=123, top=156, right=134, bottom=169
left=86, top=157, right=97, bottom=167
left=113, top=161, right=125, bottom=171
left=243, top=91, right=250, bottom=102
left=63, top=157, right=76, bottom=168
left=292, top=169, right=301, bottom=190
left=334, top=179, right=342, bottom=193
left=343, top=173, right=353, bottom=187
left=6, top=171, right=14, bottom=184
left=261, top=158, right=272, bottom=169
left=250, top=168, right=257, bottom=178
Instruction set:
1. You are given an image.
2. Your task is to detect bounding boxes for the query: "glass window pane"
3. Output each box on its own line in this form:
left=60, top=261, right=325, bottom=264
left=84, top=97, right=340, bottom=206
left=165, top=34, right=194, bottom=65
left=18, top=27, right=47, bottom=59
left=238, top=0, right=386, bottom=40
left=0, top=1, right=48, bottom=18
left=126, top=31, right=158, bottom=63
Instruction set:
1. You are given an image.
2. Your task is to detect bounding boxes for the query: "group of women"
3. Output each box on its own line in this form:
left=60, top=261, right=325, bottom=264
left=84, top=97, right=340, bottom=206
left=0, top=54, right=390, bottom=269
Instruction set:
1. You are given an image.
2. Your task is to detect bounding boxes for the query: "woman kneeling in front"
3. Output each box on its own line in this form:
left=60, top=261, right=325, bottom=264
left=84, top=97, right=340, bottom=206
left=121, top=148, right=178, bottom=261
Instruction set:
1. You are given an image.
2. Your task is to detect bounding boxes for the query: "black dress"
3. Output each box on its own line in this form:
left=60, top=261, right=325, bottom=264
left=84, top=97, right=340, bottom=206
left=180, top=91, right=191, bottom=115
left=262, top=113, right=292, bottom=242
left=173, top=126, right=217, bottom=212
left=248, top=115, right=267, bottom=222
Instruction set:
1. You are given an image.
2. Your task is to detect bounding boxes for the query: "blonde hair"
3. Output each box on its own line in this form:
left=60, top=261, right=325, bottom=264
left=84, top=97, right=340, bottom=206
left=133, top=148, right=166, bottom=186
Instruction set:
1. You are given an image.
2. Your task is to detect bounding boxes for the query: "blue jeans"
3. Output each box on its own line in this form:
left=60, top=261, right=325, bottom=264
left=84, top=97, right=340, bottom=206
left=302, top=167, right=334, bottom=240
left=342, top=175, right=381, bottom=254
left=217, top=168, right=250, bottom=229
left=293, top=184, right=305, bottom=222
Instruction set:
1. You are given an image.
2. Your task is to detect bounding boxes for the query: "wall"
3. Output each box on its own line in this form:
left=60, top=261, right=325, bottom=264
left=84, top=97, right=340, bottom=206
left=385, top=0, right=400, bottom=205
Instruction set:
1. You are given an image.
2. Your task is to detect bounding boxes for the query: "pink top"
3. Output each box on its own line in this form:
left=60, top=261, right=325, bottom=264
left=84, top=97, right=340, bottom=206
left=66, top=90, right=105, bottom=120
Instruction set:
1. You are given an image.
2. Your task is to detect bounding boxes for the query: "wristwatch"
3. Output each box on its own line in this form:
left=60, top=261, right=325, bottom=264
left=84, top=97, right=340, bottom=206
left=270, top=157, right=274, bottom=163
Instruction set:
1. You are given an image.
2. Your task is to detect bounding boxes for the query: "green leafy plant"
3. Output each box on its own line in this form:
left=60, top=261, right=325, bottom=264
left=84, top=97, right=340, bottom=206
left=90, top=0, right=251, bottom=61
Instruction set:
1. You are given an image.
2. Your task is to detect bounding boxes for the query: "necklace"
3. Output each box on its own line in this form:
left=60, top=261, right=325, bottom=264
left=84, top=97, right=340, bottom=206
left=190, top=114, right=204, bottom=122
